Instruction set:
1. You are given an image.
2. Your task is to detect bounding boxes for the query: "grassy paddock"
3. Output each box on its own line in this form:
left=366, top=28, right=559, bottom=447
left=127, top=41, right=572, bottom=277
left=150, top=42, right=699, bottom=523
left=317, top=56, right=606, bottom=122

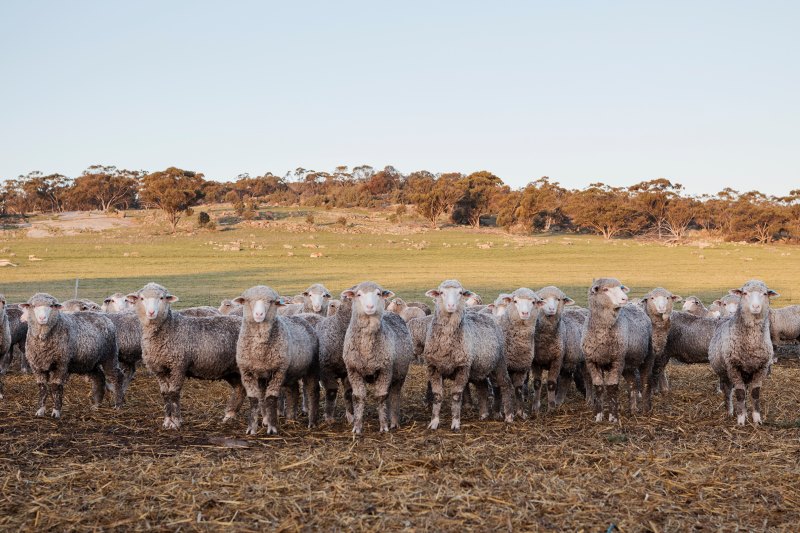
left=0, top=217, right=799, bottom=530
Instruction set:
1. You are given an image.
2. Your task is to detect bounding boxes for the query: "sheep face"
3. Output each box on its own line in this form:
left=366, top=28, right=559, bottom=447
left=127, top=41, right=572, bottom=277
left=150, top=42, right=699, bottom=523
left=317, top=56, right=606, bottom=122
left=708, top=302, right=723, bottom=319
left=731, top=281, right=778, bottom=317
left=642, top=288, right=681, bottom=320
left=719, top=294, right=741, bottom=317
left=235, top=286, right=286, bottom=324
left=490, top=294, right=513, bottom=317
left=218, top=299, right=236, bottom=314
left=464, top=294, right=482, bottom=307
left=303, top=284, right=331, bottom=314
left=20, top=293, right=62, bottom=326
left=104, top=293, right=132, bottom=313
left=343, top=282, right=393, bottom=317
left=426, top=280, right=472, bottom=315
left=0, top=295, right=6, bottom=313
left=508, top=288, right=539, bottom=320
left=127, top=283, right=178, bottom=322
left=536, top=286, right=575, bottom=318
left=327, top=300, right=341, bottom=317
left=589, top=278, right=629, bottom=309
left=682, top=297, right=701, bottom=313
left=386, top=298, right=405, bottom=314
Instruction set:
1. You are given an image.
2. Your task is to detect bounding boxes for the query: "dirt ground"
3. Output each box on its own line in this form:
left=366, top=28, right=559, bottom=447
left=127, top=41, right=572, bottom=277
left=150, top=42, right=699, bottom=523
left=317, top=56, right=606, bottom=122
left=24, top=211, right=134, bottom=238
left=0, top=360, right=799, bottom=531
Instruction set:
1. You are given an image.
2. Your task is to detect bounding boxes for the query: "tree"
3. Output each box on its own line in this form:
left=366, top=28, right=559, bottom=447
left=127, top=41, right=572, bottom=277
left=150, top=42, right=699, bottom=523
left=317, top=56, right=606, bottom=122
left=566, top=183, right=645, bottom=239
left=452, top=171, right=504, bottom=228
left=140, top=167, right=205, bottom=232
left=662, top=196, right=698, bottom=241
left=511, top=177, right=568, bottom=231
left=17, top=171, right=71, bottom=213
left=69, top=165, right=141, bottom=211
left=628, top=178, right=684, bottom=239
left=407, top=171, right=463, bottom=228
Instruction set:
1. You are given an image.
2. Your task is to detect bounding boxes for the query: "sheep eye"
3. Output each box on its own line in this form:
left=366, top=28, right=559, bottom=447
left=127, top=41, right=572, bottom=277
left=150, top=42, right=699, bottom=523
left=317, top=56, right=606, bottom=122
left=603, top=288, right=609, bottom=292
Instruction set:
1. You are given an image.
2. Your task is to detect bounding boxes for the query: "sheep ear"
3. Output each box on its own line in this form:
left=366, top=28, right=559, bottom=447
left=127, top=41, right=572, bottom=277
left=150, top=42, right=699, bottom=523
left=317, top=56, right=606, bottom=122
left=620, top=285, right=630, bottom=293
left=166, top=295, right=179, bottom=303
left=502, top=295, right=513, bottom=304
left=713, top=299, right=723, bottom=306
left=535, top=300, right=545, bottom=307
left=564, top=297, right=575, bottom=306
left=729, top=289, right=743, bottom=297
left=671, top=295, right=683, bottom=302
left=19, top=303, right=30, bottom=309
left=302, top=291, right=310, bottom=297
left=487, top=304, right=495, bottom=310
left=53, top=303, right=63, bottom=310
left=233, top=297, right=246, bottom=305
left=461, top=290, right=474, bottom=298
left=767, top=290, right=780, bottom=298
left=341, top=290, right=356, bottom=300
left=323, top=292, right=331, bottom=298
left=126, top=293, right=139, bottom=304
left=275, top=298, right=288, bottom=307
left=425, top=289, right=441, bottom=298
left=381, top=290, right=394, bottom=299
left=590, top=285, right=600, bottom=294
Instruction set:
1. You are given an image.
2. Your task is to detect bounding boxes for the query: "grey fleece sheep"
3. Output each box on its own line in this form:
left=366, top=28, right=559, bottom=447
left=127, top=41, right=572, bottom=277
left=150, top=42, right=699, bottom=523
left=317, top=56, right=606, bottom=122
left=316, top=291, right=355, bottom=423
left=709, top=280, right=778, bottom=425
left=682, top=296, right=709, bottom=318
left=581, top=278, right=652, bottom=422
left=341, top=281, right=413, bottom=434
left=496, top=288, right=539, bottom=417
left=769, top=305, right=800, bottom=347
left=326, top=299, right=341, bottom=317
left=102, top=293, right=133, bottom=314
left=532, top=286, right=577, bottom=412
left=299, top=283, right=332, bottom=316
left=0, top=295, right=14, bottom=399
left=104, top=311, right=142, bottom=394
left=663, top=311, right=721, bottom=366
left=407, top=301, right=432, bottom=315
left=387, top=297, right=427, bottom=322
left=639, top=288, right=682, bottom=411
left=556, top=306, right=588, bottom=405
left=717, top=294, right=741, bottom=318
left=5, top=305, right=28, bottom=373
left=423, top=280, right=513, bottom=430
left=407, top=315, right=433, bottom=360
left=127, top=283, right=245, bottom=430
left=178, top=306, right=220, bottom=317
left=218, top=299, right=243, bottom=316
left=61, top=299, right=102, bottom=313
left=234, top=285, right=320, bottom=435
left=20, top=293, right=123, bottom=418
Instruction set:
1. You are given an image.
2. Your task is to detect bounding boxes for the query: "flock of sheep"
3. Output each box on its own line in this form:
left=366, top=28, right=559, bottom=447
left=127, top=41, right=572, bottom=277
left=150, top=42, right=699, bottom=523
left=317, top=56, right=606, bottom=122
left=0, top=276, right=797, bottom=434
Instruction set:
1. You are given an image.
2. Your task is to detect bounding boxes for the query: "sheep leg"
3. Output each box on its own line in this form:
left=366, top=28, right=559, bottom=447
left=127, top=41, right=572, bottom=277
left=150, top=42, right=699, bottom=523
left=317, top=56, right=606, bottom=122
left=263, top=373, right=283, bottom=434
left=607, top=384, right=620, bottom=423
left=166, top=373, right=185, bottom=430
left=750, top=369, right=767, bottom=425
left=240, top=372, right=262, bottom=435
left=729, top=368, right=747, bottom=425
left=555, top=370, right=569, bottom=406
left=449, top=366, right=469, bottom=431
left=426, top=366, right=444, bottom=430
left=608, top=360, right=623, bottom=422
left=34, top=372, right=49, bottom=417
left=120, top=361, right=136, bottom=395
left=474, top=378, right=491, bottom=420
left=491, top=377, right=502, bottom=420
left=530, top=365, right=544, bottom=414
left=720, top=379, right=733, bottom=416
left=546, top=358, right=563, bottom=412
left=284, top=384, right=300, bottom=421
left=494, top=363, right=515, bottom=423
left=388, top=378, right=404, bottom=429
left=99, top=358, right=124, bottom=408
left=247, top=397, right=260, bottom=435
left=89, top=369, right=106, bottom=409
left=623, top=370, right=638, bottom=414
left=222, top=376, right=246, bottom=423
left=343, top=377, right=354, bottom=425
left=0, top=350, right=9, bottom=399
left=321, top=373, right=339, bottom=423
left=49, top=372, right=65, bottom=419
left=588, top=363, right=604, bottom=421
left=510, top=371, right=527, bottom=419
left=424, top=380, right=433, bottom=408
left=304, top=376, right=320, bottom=428
left=463, top=382, right=473, bottom=409
left=374, top=371, right=392, bottom=433
left=349, top=372, right=367, bottom=435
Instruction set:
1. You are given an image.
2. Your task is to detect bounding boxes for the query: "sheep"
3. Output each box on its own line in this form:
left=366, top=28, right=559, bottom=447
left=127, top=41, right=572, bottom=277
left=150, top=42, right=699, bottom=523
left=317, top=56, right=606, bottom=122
left=317, top=290, right=355, bottom=423
left=555, top=306, right=588, bottom=405
left=295, top=312, right=325, bottom=328
left=341, top=281, right=413, bottom=434
left=218, top=299, right=243, bottom=316
left=299, top=283, right=332, bottom=316
left=20, top=293, right=123, bottom=417
left=234, top=286, right=320, bottom=435
left=769, top=305, right=800, bottom=348
left=581, top=278, right=652, bottom=422
left=408, top=315, right=433, bottom=360
left=0, top=295, right=13, bottom=399
left=126, top=283, right=245, bottom=429
left=464, top=293, right=483, bottom=307
left=531, top=286, right=578, bottom=413
left=682, top=296, right=710, bottom=318
left=709, top=280, right=778, bottom=425
left=494, top=288, right=538, bottom=417
left=3, top=304, right=28, bottom=374
left=663, top=310, right=721, bottom=366
left=104, top=311, right=142, bottom=394
left=326, top=299, right=341, bottom=317
left=61, top=299, right=102, bottom=313
left=716, top=294, right=740, bottom=318
left=178, top=306, right=220, bottom=317
left=387, top=297, right=427, bottom=322
left=423, top=280, right=513, bottom=430
left=707, top=301, right=723, bottom=319
left=407, top=301, right=432, bottom=315
left=102, top=293, right=133, bottom=313
left=638, top=288, right=682, bottom=411
left=278, top=303, right=303, bottom=316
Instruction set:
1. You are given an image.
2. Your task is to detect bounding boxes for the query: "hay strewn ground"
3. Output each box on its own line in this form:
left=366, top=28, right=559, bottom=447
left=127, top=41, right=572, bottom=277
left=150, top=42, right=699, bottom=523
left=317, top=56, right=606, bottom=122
left=1, top=360, right=799, bottom=531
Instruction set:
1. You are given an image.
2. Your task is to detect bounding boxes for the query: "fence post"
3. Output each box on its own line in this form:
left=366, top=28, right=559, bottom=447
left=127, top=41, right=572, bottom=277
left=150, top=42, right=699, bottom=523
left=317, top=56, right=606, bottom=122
left=74, top=278, right=79, bottom=299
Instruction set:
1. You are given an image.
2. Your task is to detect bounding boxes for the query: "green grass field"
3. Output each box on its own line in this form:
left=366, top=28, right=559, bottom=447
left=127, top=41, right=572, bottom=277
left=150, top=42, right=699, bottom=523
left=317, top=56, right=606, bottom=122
left=0, top=210, right=797, bottom=308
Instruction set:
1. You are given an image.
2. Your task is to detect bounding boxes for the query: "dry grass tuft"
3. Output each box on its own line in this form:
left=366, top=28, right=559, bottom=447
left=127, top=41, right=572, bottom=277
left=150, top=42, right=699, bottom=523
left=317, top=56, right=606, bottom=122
left=1, top=361, right=800, bottom=530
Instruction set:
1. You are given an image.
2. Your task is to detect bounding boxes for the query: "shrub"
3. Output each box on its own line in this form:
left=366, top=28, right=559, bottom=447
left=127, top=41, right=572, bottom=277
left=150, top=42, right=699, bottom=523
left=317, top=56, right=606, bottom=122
left=198, top=211, right=211, bottom=227
left=305, top=213, right=315, bottom=225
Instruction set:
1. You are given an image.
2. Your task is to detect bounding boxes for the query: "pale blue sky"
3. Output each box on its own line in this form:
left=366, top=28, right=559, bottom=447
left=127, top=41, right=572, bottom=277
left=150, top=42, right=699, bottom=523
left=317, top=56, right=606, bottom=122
left=1, top=1, right=797, bottom=195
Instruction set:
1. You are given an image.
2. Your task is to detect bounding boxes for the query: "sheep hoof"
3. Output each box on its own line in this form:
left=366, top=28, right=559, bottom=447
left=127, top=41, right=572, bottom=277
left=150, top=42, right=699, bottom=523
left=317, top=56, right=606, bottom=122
left=164, top=417, right=180, bottom=430
left=323, top=414, right=334, bottom=424
left=736, top=414, right=746, bottom=426
left=51, top=409, right=61, bottom=419
left=390, top=422, right=400, bottom=430
left=266, top=425, right=278, bottom=435
left=427, top=419, right=440, bottom=430
left=752, top=412, right=762, bottom=425
left=504, top=414, right=514, bottom=423
left=379, top=425, right=389, bottom=433
left=221, top=414, right=235, bottom=423
left=450, top=419, right=460, bottom=431
left=35, top=407, right=46, bottom=417
left=516, top=411, right=527, bottom=420
left=246, top=426, right=258, bottom=436
left=351, top=426, right=362, bottom=435
left=345, top=412, right=354, bottom=424
left=594, top=413, right=604, bottom=423
left=479, top=413, right=490, bottom=421
left=0, top=393, right=4, bottom=400
left=608, top=414, right=618, bottom=423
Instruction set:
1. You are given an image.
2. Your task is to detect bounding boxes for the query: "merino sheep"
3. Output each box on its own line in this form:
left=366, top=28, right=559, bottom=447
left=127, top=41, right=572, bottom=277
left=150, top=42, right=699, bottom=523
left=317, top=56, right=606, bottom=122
left=4, top=305, right=28, bottom=373
left=300, top=283, right=332, bottom=316
left=126, top=283, right=245, bottom=429
left=102, top=293, right=133, bottom=313
left=682, top=296, right=709, bottom=318
left=709, top=280, right=778, bottom=425
left=716, top=294, right=741, bottom=318
left=104, top=311, right=142, bottom=393
left=316, top=291, right=355, bottom=423
left=341, top=282, right=413, bottom=434
left=387, top=297, right=427, bottom=322
left=278, top=303, right=303, bottom=316
left=61, top=299, right=102, bottom=313
left=178, top=306, right=220, bottom=317
left=707, top=301, right=723, bottom=319
left=532, top=286, right=577, bottom=413
left=423, top=280, right=513, bottom=430
left=234, top=286, right=320, bottom=435
left=555, top=306, right=588, bottom=405
left=581, top=278, right=652, bottom=422
left=639, top=288, right=682, bottom=411
left=218, top=299, right=243, bottom=316
left=407, top=315, right=433, bottom=361
left=0, top=295, right=14, bottom=399
left=769, top=305, right=800, bottom=348
left=464, top=293, right=483, bottom=307
left=495, top=288, right=539, bottom=417
left=326, top=299, right=341, bottom=317
left=20, top=293, right=123, bottom=417
left=407, top=301, right=432, bottom=315
left=485, top=293, right=513, bottom=317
